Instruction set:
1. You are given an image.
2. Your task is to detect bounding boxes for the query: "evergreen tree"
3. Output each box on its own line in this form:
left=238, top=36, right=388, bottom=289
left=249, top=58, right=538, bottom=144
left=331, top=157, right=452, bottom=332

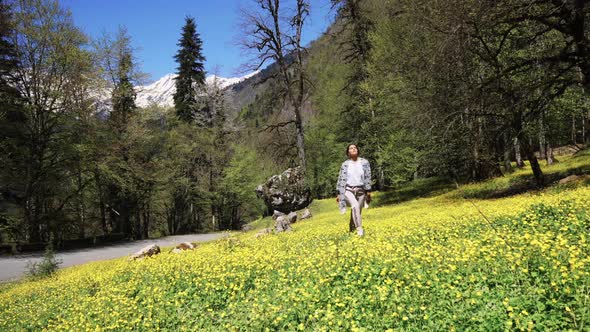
left=0, top=0, right=19, bottom=118
left=0, top=0, right=23, bottom=243
left=331, top=0, right=376, bottom=181
left=96, top=27, right=139, bottom=133
left=109, top=43, right=137, bottom=237
left=0, top=0, right=20, bottom=120
left=111, top=51, right=136, bottom=129
left=0, top=0, right=16, bottom=92
left=173, top=16, right=207, bottom=124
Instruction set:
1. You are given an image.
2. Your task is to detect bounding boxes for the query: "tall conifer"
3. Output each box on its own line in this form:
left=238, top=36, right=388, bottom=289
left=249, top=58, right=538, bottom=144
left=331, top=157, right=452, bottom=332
left=173, top=16, right=207, bottom=124
left=106, top=29, right=138, bottom=236
left=0, top=0, right=23, bottom=236
left=111, top=51, right=136, bottom=129
left=0, top=0, right=18, bottom=101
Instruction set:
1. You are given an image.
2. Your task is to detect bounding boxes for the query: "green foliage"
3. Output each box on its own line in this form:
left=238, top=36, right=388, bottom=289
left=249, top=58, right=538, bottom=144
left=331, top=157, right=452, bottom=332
left=305, top=17, right=358, bottom=195
left=2, top=0, right=94, bottom=243
left=0, top=0, right=18, bottom=100
left=174, top=16, right=207, bottom=124
left=305, top=124, right=343, bottom=198
left=25, top=246, right=61, bottom=279
left=111, top=51, right=137, bottom=127
left=308, top=0, right=589, bottom=188
left=159, top=116, right=217, bottom=233
left=0, top=0, right=24, bottom=243
left=217, top=144, right=272, bottom=229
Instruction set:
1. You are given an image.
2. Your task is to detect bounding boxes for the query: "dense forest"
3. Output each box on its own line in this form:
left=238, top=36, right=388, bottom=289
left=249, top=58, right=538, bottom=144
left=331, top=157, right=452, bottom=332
left=0, top=0, right=588, bottom=247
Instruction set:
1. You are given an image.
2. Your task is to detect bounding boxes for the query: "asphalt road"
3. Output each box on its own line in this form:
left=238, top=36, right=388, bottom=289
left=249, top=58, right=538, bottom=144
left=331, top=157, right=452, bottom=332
left=0, top=233, right=227, bottom=282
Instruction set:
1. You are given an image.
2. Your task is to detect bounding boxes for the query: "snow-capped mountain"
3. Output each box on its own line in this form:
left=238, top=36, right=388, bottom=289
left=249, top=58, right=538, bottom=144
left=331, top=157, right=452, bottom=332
left=135, top=71, right=259, bottom=108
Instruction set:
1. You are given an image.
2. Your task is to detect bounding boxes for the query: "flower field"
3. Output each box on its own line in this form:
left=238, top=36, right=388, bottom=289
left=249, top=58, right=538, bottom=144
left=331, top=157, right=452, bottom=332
left=1, top=162, right=590, bottom=331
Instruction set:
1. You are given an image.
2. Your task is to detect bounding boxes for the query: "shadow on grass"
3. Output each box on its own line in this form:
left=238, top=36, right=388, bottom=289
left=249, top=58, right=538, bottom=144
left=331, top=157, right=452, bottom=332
left=375, top=150, right=590, bottom=204
left=373, top=177, right=457, bottom=207
left=458, top=161, right=590, bottom=199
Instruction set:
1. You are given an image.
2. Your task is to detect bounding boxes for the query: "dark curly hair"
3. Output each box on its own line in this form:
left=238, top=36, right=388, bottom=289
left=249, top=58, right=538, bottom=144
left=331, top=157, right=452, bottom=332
left=346, top=144, right=359, bottom=157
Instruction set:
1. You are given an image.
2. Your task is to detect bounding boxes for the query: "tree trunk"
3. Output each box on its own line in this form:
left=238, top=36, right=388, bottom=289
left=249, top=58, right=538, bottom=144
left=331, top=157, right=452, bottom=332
left=132, top=207, right=139, bottom=240
left=514, top=138, right=524, bottom=168
left=521, top=136, right=544, bottom=187
left=572, top=0, right=590, bottom=92
left=503, top=133, right=513, bottom=173
left=583, top=112, right=587, bottom=144
left=142, top=208, right=150, bottom=239
left=110, top=208, right=119, bottom=233
left=24, top=158, right=43, bottom=243
left=538, top=112, right=546, bottom=160
left=572, top=113, right=577, bottom=144
left=527, top=151, right=544, bottom=187
left=294, top=112, right=306, bottom=170
left=77, top=164, right=86, bottom=239
left=95, top=171, right=108, bottom=234
left=167, top=208, right=174, bottom=235
left=100, top=202, right=107, bottom=234
left=30, top=195, right=42, bottom=243
left=469, top=113, right=479, bottom=180
left=244, top=0, right=309, bottom=172
left=546, top=143, right=555, bottom=165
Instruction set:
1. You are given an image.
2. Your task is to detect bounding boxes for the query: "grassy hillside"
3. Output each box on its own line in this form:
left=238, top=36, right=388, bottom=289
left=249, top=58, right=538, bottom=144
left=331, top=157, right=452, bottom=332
left=1, top=152, right=589, bottom=331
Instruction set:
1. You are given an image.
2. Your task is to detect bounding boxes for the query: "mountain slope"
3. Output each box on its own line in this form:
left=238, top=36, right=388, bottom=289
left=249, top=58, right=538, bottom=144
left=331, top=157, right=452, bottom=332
left=134, top=71, right=260, bottom=108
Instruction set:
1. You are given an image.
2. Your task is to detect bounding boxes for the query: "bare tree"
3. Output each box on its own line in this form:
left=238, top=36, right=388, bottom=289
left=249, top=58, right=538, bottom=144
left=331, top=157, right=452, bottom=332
left=240, top=0, right=311, bottom=170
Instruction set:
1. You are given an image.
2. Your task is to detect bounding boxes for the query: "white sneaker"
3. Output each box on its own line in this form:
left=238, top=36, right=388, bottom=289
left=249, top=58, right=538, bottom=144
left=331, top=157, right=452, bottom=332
left=357, top=227, right=364, bottom=237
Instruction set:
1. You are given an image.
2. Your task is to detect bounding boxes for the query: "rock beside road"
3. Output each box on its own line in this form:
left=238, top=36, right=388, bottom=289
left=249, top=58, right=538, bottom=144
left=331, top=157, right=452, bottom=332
left=0, top=233, right=227, bottom=282
left=171, top=242, right=197, bottom=254
left=130, top=244, right=161, bottom=260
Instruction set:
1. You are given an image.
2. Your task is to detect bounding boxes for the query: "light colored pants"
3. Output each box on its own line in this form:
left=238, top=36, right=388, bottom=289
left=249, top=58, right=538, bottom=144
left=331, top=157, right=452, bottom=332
left=345, top=188, right=366, bottom=232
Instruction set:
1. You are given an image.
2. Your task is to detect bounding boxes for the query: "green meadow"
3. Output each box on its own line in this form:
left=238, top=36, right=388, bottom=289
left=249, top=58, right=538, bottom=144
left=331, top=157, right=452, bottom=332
left=1, top=151, right=589, bottom=331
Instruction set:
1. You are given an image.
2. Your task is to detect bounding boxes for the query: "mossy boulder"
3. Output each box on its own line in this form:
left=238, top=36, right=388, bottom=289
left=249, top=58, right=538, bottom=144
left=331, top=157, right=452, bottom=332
left=255, top=166, right=312, bottom=213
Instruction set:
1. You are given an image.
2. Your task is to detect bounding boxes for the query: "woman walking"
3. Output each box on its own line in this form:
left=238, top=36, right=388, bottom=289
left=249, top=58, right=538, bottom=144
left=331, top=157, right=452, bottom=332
left=336, top=144, right=372, bottom=236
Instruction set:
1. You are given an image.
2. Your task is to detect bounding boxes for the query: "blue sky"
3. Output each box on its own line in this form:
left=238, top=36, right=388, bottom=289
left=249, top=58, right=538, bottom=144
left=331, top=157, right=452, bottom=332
left=61, top=0, right=334, bottom=82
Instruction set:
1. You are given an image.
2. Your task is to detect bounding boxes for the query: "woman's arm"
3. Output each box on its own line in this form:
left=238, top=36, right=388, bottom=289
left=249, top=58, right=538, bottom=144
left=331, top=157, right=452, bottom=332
left=336, top=161, right=347, bottom=202
left=364, top=160, right=372, bottom=202
left=362, top=159, right=372, bottom=192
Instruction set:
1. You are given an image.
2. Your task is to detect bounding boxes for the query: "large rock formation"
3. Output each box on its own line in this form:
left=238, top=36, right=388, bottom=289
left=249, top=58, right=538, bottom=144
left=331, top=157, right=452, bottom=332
left=255, top=166, right=312, bottom=213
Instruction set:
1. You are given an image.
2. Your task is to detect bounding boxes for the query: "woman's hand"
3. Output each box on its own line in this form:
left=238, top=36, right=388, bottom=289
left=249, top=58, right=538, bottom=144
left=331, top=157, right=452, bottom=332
left=336, top=196, right=340, bottom=203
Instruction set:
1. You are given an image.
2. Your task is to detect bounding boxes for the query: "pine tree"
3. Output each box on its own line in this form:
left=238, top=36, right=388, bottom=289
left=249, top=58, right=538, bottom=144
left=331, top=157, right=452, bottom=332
left=173, top=16, right=207, bottom=124
left=0, top=0, right=23, bottom=243
left=110, top=49, right=137, bottom=236
left=0, top=0, right=18, bottom=102
left=111, top=51, right=136, bottom=129
left=101, top=28, right=139, bottom=237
